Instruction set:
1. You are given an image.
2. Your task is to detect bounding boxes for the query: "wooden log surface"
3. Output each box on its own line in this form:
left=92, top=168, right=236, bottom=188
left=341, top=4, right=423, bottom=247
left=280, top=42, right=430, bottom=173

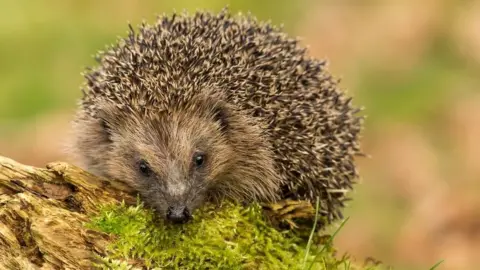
left=0, top=155, right=138, bottom=270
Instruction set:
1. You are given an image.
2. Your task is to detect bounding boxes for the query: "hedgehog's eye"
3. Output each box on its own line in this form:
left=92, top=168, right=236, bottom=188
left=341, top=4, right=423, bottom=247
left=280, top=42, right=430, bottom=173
left=193, top=152, right=206, bottom=168
left=138, top=160, right=152, bottom=176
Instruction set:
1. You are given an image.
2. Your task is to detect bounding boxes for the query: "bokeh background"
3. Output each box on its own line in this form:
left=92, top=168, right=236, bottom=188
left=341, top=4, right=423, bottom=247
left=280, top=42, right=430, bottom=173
left=1, top=1, right=479, bottom=269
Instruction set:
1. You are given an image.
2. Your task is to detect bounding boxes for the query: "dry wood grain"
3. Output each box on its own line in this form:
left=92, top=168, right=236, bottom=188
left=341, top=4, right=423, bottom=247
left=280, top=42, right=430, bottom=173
left=0, top=156, right=137, bottom=270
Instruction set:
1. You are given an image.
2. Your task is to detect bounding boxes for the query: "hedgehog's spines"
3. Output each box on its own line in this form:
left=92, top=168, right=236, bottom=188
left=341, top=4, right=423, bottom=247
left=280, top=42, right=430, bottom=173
left=76, top=8, right=364, bottom=224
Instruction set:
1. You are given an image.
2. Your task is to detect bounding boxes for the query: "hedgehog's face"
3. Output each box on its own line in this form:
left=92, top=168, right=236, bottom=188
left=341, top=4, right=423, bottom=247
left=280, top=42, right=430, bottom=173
left=73, top=95, right=281, bottom=224
left=97, top=103, right=233, bottom=224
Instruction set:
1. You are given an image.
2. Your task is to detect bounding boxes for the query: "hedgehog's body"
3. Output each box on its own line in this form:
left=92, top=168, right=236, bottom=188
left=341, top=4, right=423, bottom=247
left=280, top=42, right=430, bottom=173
left=70, top=9, right=363, bottom=225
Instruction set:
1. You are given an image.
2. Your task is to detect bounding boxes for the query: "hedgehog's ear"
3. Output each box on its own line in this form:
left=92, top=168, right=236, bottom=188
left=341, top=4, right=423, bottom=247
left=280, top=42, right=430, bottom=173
left=96, top=109, right=115, bottom=143
left=98, top=117, right=113, bottom=143
left=212, top=104, right=229, bottom=133
left=96, top=103, right=127, bottom=143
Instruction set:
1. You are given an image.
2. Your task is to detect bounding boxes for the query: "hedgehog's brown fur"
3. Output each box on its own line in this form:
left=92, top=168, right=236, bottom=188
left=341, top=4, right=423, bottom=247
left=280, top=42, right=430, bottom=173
left=69, top=8, right=364, bottom=226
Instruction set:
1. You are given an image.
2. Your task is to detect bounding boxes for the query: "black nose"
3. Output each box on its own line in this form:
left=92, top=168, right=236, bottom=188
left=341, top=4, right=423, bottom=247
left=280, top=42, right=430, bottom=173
left=166, top=205, right=191, bottom=224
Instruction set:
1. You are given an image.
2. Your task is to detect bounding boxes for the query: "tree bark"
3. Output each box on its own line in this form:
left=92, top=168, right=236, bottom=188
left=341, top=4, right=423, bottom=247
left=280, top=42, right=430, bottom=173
left=0, top=155, right=137, bottom=270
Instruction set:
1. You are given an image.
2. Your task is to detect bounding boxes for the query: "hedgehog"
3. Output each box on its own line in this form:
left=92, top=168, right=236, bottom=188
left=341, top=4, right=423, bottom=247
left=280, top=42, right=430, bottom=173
left=68, top=8, right=364, bottom=226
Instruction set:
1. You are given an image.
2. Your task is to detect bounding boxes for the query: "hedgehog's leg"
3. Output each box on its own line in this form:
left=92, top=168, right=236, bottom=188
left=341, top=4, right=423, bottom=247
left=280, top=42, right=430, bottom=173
left=261, top=199, right=318, bottom=230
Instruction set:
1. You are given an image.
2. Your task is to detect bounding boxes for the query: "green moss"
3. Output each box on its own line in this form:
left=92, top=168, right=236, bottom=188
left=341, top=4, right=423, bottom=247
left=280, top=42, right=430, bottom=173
left=86, top=198, right=377, bottom=270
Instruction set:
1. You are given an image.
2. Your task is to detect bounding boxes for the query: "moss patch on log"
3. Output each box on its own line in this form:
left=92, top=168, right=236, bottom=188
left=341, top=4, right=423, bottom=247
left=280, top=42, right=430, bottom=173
left=86, top=199, right=378, bottom=270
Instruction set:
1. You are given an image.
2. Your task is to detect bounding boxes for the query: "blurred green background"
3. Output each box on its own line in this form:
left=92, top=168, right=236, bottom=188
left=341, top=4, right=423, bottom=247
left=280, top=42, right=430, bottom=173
left=1, top=1, right=479, bottom=269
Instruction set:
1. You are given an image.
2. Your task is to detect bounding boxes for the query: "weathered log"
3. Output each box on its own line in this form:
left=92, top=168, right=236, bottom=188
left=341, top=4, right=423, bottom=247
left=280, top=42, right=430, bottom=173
left=0, top=155, right=137, bottom=270
left=0, top=156, right=379, bottom=270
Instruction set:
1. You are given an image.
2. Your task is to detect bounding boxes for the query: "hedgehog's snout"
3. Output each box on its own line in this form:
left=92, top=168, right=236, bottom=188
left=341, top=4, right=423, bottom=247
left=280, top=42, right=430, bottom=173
left=166, top=205, right=192, bottom=224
